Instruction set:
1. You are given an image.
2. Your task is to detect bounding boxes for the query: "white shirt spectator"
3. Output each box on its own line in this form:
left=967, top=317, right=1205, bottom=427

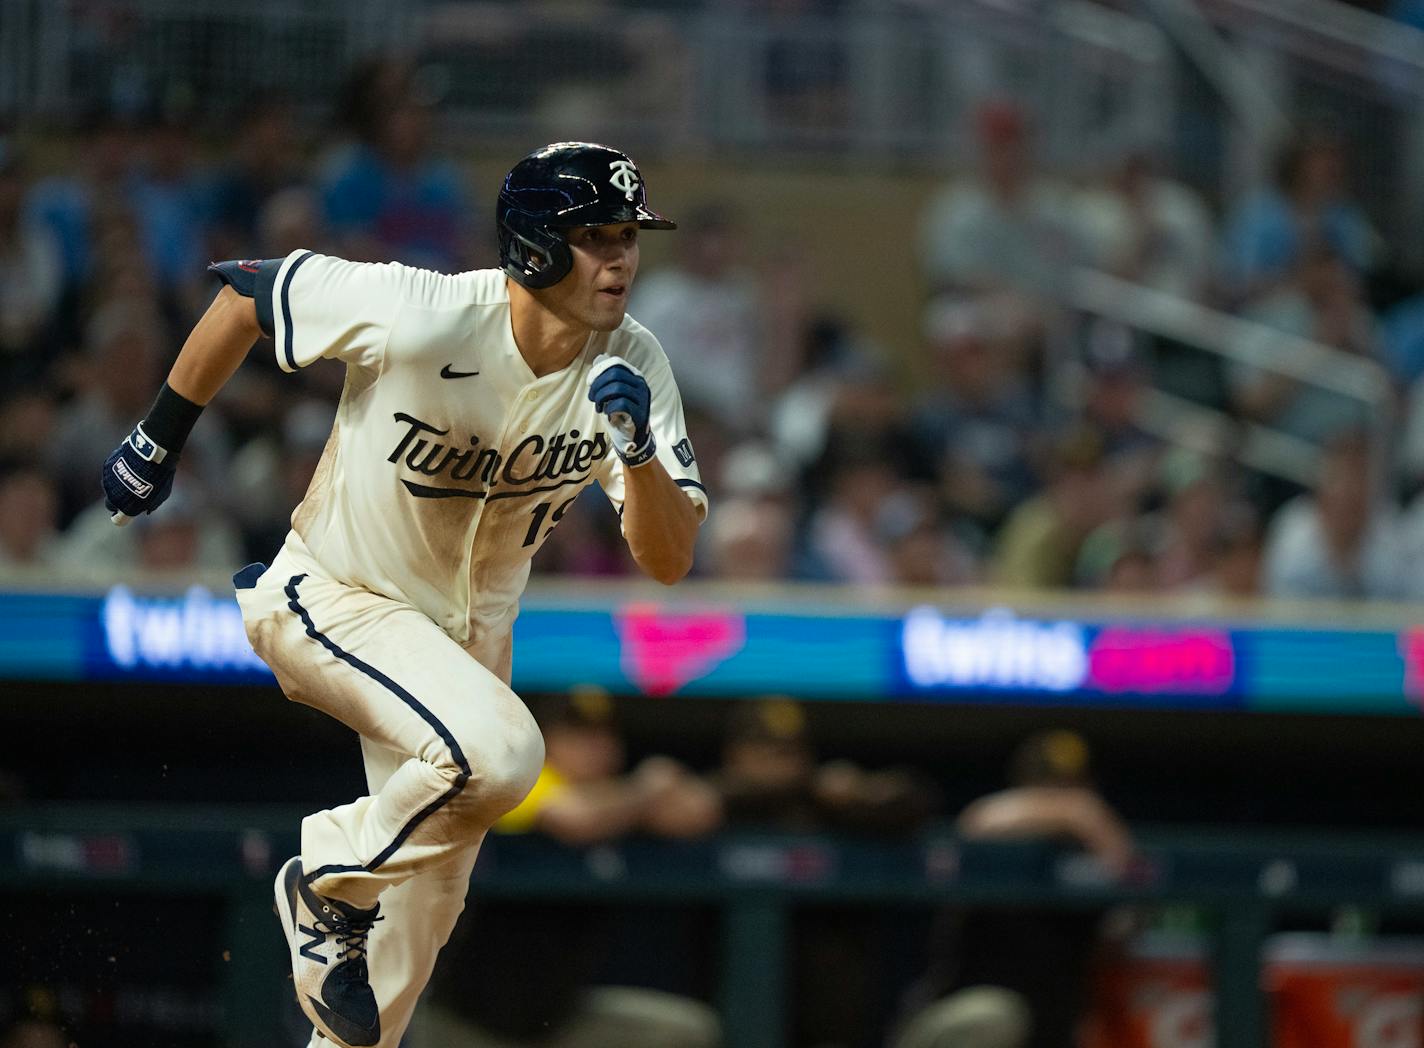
left=631, top=265, right=762, bottom=433
left=1262, top=495, right=1407, bottom=600
left=1073, top=171, right=1214, bottom=300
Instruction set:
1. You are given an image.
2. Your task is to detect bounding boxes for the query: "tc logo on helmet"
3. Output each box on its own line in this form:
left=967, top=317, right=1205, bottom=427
left=608, top=160, right=641, bottom=202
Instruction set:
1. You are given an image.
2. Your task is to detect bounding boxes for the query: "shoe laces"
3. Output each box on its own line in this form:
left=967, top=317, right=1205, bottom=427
left=320, top=905, right=383, bottom=965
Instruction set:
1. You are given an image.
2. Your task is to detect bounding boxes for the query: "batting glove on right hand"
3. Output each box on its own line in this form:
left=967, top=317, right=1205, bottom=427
left=587, top=354, right=656, bottom=467
left=102, top=423, right=177, bottom=525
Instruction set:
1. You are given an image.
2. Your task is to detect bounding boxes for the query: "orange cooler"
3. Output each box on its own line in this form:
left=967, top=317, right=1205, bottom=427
left=1267, top=934, right=1424, bottom=1048
left=1085, top=935, right=1213, bottom=1048
left=1087, top=933, right=1424, bottom=1048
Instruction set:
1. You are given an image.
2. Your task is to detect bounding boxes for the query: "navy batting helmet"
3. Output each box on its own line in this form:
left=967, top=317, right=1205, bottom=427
left=497, top=142, right=676, bottom=289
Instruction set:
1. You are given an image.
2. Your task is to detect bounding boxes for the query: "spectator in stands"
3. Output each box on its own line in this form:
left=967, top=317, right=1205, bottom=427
left=0, top=389, right=55, bottom=462
left=48, top=297, right=229, bottom=521
left=85, top=201, right=164, bottom=328
left=912, top=296, right=1041, bottom=533
left=0, top=462, right=60, bottom=571
left=1220, top=128, right=1378, bottom=304
left=703, top=495, right=795, bottom=581
left=1203, top=503, right=1265, bottom=598
left=696, top=442, right=795, bottom=581
left=1077, top=321, right=1160, bottom=471
left=1397, top=378, right=1424, bottom=499
left=762, top=0, right=851, bottom=131
left=48, top=299, right=167, bottom=519
left=133, top=490, right=207, bottom=571
left=256, top=185, right=330, bottom=259
left=1074, top=515, right=1159, bottom=593
left=1074, top=146, right=1215, bottom=301
left=798, top=387, right=931, bottom=584
left=992, top=428, right=1118, bottom=590
left=770, top=313, right=891, bottom=478
left=1146, top=453, right=1266, bottom=598
left=23, top=110, right=135, bottom=310
left=205, top=96, right=306, bottom=262
left=875, top=489, right=980, bottom=588
left=630, top=204, right=771, bottom=435
left=319, top=57, right=474, bottom=272
left=891, top=729, right=1134, bottom=1048
left=128, top=107, right=212, bottom=317
left=1076, top=453, right=1257, bottom=596
left=1233, top=243, right=1379, bottom=446
left=0, top=139, right=63, bottom=385
left=918, top=99, right=1085, bottom=324
left=1262, top=431, right=1409, bottom=599
left=802, top=442, right=906, bottom=584
left=419, top=688, right=722, bottom=1048
left=533, top=488, right=637, bottom=578
left=57, top=485, right=244, bottom=580
left=226, top=397, right=336, bottom=562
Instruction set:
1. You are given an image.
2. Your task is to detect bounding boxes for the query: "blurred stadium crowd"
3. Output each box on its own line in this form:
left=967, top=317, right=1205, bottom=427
left=3, top=50, right=1424, bottom=602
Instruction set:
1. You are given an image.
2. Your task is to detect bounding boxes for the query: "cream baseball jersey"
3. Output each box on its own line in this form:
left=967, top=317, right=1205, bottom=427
left=246, top=250, right=707, bottom=642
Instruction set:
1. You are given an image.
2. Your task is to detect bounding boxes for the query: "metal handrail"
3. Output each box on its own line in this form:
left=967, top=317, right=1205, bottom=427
left=1070, top=270, right=1393, bottom=404
left=1064, top=269, right=1396, bottom=484
left=1199, top=0, right=1424, bottom=82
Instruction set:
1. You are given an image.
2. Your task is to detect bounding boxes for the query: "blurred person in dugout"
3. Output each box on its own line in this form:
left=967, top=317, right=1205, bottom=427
left=890, top=730, right=1135, bottom=1048
left=715, top=696, right=936, bottom=835
left=414, top=688, right=722, bottom=1048
left=717, top=697, right=937, bottom=1048
left=0, top=1020, right=66, bottom=1048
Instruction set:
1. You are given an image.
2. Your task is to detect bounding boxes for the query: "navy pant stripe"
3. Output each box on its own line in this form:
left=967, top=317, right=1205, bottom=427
left=284, top=573, right=472, bottom=876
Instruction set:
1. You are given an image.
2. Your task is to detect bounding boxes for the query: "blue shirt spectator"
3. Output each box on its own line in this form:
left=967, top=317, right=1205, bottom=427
left=321, top=142, right=468, bottom=272
left=1220, top=130, right=1378, bottom=300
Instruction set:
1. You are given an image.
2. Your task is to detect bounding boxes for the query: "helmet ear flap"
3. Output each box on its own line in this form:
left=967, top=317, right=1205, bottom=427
left=500, top=219, right=572, bottom=289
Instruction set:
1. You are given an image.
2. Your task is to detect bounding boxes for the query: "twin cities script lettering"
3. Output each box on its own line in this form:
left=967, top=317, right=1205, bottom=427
left=388, top=412, right=610, bottom=500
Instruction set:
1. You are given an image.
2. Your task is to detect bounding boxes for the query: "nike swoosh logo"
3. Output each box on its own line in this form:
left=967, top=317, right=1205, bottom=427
left=440, top=364, right=480, bottom=379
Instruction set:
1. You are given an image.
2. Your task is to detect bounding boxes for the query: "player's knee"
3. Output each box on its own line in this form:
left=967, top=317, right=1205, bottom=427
left=458, top=703, right=544, bottom=819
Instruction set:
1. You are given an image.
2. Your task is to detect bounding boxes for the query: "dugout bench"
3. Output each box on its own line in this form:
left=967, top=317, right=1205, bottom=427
left=4, top=805, right=1424, bottom=1048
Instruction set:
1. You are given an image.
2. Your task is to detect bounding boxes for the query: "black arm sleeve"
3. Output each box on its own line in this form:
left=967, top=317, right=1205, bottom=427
left=207, top=258, right=283, bottom=338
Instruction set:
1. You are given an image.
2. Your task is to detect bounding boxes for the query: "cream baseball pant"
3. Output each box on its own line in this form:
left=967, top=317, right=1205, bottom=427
left=235, top=544, right=544, bottom=1048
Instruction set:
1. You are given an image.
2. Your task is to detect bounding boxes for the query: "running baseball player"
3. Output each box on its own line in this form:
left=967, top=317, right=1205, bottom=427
left=100, top=142, right=707, bottom=1048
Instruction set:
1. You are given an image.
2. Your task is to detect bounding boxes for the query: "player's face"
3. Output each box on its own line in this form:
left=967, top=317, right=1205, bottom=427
left=547, top=222, right=640, bottom=332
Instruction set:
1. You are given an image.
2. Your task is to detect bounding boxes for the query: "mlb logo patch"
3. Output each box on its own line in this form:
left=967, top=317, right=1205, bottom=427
left=128, top=425, right=158, bottom=461
left=672, top=438, right=695, bottom=468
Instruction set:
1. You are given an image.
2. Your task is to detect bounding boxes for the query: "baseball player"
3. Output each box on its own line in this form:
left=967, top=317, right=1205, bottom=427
left=100, top=142, right=707, bottom=1048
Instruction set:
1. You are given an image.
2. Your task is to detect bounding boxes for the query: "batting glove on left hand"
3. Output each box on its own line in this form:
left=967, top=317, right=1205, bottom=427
left=587, top=355, right=656, bottom=467
left=102, top=423, right=177, bottom=525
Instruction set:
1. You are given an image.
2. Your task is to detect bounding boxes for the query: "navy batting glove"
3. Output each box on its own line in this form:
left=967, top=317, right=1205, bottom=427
left=102, top=423, right=177, bottom=524
left=587, top=355, right=656, bottom=467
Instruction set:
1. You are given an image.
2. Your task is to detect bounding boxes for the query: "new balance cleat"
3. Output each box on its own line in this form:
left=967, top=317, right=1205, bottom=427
left=274, top=856, right=382, bottom=1048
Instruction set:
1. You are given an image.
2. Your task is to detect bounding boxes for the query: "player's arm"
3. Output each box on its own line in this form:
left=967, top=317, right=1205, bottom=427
left=100, top=281, right=264, bottom=524
left=620, top=456, right=699, bottom=584
left=169, top=286, right=264, bottom=402
left=957, top=786, right=1135, bottom=874
left=534, top=781, right=652, bottom=847
left=587, top=354, right=703, bottom=585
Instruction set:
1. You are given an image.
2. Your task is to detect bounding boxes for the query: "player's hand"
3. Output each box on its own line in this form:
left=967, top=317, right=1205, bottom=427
left=587, top=354, right=655, bottom=467
left=101, top=423, right=177, bottom=526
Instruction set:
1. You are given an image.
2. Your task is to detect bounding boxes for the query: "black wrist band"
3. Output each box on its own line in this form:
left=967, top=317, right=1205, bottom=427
left=141, top=382, right=204, bottom=455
